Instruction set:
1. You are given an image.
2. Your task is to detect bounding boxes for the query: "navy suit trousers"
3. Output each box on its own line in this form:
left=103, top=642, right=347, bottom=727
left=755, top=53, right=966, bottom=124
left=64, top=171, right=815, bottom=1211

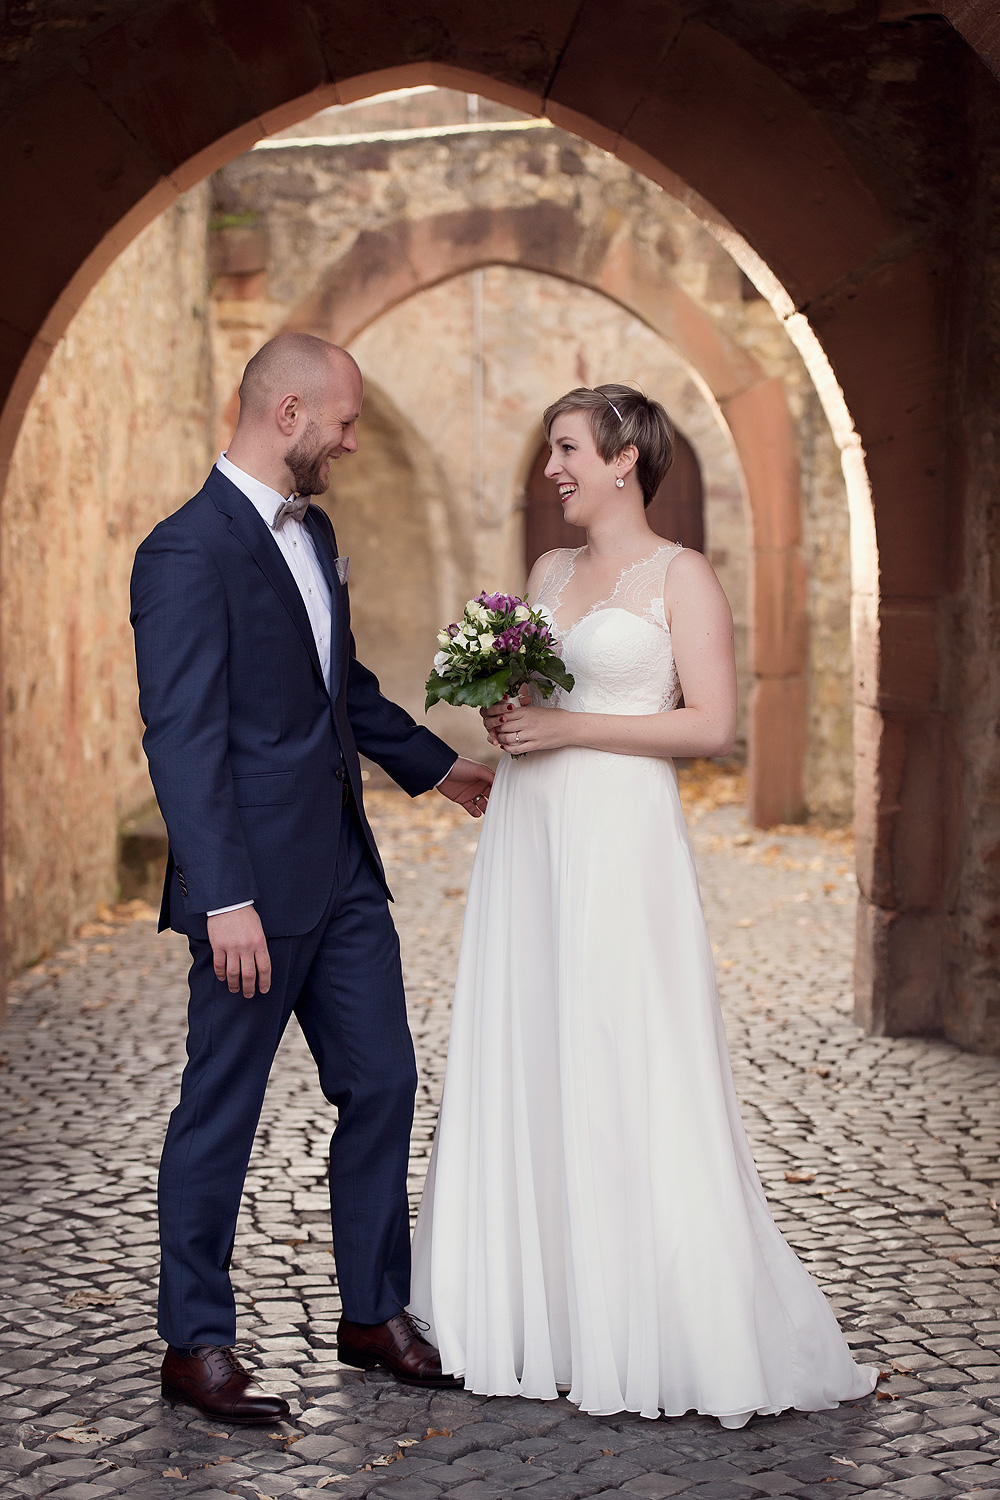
left=157, top=804, right=418, bottom=1347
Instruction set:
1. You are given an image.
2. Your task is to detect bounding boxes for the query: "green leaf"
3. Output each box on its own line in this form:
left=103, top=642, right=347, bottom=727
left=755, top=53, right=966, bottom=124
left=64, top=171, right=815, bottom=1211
left=451, top=668, right=514, bottom=708
left=542, top=661, right=575, bottom=692
left=425, top=666, right=513, bottom=711
left=424, top=670, right=449, bottom=711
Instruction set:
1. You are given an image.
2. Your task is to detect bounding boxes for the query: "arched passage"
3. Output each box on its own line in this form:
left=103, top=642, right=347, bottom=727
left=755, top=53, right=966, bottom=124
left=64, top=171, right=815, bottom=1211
left=240, top=201, right=804, bottom=830
left=0, top=5, right=994, bottom=1048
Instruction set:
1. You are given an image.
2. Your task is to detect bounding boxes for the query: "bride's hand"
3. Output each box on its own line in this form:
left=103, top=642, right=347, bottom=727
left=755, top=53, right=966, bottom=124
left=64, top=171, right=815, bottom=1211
left=492, top=701, right=572, bottom=755
left=481, top=686, right=530, bottom=747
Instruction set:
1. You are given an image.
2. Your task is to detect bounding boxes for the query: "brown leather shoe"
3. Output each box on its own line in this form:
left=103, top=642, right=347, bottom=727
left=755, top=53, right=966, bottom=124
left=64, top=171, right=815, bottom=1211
left=161, top=1345, right=290, bottom=1424
left=337, top=1312, right=463, bottom=1388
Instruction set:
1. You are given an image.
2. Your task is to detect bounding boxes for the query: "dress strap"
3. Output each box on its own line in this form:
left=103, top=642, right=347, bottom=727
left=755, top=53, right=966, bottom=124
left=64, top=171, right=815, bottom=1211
left=532, top=548, right=581, bottom=614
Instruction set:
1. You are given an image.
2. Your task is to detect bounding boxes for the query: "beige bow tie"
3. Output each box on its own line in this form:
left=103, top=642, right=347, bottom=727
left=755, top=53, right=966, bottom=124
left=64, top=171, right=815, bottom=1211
left=272, top=495, right=310, bottom=530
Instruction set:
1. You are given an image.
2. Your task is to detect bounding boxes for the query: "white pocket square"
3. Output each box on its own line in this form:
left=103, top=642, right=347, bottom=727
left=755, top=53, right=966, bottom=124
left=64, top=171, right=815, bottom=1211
left=335, top=556, right=350, bottom=584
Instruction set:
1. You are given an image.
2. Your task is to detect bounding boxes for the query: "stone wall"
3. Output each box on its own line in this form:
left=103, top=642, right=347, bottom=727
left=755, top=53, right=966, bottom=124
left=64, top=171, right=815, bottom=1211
left=1, top=185, right=213, bottom=973
left=944, top=66, right=1000, bottom=1053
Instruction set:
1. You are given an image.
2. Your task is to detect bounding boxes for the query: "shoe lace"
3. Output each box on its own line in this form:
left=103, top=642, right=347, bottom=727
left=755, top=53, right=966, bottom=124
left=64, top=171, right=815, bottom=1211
left=392, top=1312, right=431, bottom=1351
left=192, top=1344, right=250, bottom=1379
left=221, top=1346, right=249, bottom=1377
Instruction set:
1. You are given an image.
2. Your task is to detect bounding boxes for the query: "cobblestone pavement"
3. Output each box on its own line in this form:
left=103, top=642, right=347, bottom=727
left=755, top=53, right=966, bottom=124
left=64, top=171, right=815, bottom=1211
left=2, top=773, right=1000, bottom=1500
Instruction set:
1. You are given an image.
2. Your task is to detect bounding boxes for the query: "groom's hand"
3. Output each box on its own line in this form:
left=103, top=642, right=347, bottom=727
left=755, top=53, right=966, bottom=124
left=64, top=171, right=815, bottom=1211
left=207, top=906, right=272, bottom=998
left=437, top=757, right=494, bottom=818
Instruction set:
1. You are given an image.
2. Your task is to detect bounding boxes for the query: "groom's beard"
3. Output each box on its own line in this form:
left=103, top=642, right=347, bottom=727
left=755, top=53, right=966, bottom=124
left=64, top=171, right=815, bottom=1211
left=286, top=421, right=332, bottom=496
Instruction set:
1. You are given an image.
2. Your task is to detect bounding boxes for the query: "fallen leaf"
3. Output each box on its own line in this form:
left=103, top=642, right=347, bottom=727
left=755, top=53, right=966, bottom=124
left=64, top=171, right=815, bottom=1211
left=49, top=1427, right=104, bottom=1444
left=891, top=1360, right=914, bottom=1375
left=365, top=1452, right=402, bottom=1468
left=163, top=1468, right=186, bottom=1479
left=62, top=1289, right=118, bottom=1309
left=203, top=1456, right=233, bottom=1466
left=424, top=1428, right=452, bottom=1438
left=601, top=1448, right=613, bottom=1456
left=785, top=1171, right=817, bottom=1183
left=831, top=1457, right=859, bottom=1468
left=875, top=1391, right=900, bottom=1401
left=395, top=1438, right=419, bottom=1448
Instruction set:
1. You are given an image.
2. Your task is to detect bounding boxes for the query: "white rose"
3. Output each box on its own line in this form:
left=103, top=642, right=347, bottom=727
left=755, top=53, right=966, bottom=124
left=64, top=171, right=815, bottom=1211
left=433, top=651, right=450, bottom=673
left=479, top=634, right=495, bottom=651
left=513, top=605, right=530, bottom=622
left=437, top=629, right=452, bottom=647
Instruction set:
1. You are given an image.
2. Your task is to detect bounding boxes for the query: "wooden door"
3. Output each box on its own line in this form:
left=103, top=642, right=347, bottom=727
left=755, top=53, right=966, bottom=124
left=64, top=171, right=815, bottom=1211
left=524, top=427, right=704, bottom=572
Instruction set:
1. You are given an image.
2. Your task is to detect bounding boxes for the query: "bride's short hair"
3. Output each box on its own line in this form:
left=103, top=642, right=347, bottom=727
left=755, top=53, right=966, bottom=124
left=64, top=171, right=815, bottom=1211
left=542, top=385, right=675, bottom=508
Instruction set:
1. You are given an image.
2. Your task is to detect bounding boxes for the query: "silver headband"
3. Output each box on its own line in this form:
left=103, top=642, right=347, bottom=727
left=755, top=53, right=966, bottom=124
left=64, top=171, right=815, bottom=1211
left=596, top=390, right=623, bottom=422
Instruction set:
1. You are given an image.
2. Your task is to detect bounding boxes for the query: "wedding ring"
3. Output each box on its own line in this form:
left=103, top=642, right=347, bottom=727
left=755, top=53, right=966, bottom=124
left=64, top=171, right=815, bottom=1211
left=515, top=732, right=521, bottom=744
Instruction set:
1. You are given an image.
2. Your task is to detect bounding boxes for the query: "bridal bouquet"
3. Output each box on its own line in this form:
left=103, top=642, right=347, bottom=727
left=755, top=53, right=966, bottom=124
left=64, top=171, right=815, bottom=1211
left=425, top=592, right=574, bottom=712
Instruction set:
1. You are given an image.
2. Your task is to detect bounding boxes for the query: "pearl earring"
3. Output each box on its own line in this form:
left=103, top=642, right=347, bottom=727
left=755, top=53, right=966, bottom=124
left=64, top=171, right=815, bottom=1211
left=615, top=477, right=625, bottom=488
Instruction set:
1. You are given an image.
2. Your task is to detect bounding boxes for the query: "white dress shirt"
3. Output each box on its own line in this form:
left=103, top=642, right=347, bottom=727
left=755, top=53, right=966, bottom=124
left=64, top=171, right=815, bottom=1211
left=216, top=451, right=333, bottom=692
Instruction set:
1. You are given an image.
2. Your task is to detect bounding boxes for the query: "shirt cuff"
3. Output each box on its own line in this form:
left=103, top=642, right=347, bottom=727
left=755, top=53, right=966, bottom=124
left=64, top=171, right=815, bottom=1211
left=206, top=900, right=255, bottom=917
left=434, top=758, right=458, bottom=787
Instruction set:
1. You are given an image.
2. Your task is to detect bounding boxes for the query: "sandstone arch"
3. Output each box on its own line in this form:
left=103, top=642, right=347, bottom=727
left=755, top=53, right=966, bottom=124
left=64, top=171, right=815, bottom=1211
left=0, top=4, right=995, bottom=1047
left=266, top=201, right=805, bottom=831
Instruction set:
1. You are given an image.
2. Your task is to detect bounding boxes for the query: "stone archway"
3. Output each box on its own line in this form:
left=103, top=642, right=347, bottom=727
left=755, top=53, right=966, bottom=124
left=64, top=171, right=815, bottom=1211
left=269, top=202, right=804, bottom=830
left=0, top=4, right=995, bottom=1048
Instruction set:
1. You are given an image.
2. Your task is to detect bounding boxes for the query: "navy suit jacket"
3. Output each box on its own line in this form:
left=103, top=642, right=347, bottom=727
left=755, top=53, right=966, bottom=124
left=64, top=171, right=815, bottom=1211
left=130, top=467, right=457, bottom=940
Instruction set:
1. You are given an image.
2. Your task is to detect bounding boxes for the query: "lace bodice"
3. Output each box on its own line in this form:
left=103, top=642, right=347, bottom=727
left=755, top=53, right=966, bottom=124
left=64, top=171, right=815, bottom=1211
left=534, top=544, right=684, bottom=714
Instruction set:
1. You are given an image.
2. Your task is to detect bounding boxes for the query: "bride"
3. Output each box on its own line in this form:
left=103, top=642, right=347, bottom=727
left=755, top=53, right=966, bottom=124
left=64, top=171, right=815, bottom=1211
left=409, top=384, right=877, bottom=1426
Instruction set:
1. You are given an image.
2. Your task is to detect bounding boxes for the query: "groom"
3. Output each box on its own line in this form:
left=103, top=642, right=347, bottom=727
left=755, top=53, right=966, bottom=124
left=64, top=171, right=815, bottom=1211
left=131, top=331, right=492, bottom=1423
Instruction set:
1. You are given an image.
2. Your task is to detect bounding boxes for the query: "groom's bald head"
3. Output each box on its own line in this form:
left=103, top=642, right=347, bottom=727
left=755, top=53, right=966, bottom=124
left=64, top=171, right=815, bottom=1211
left=237, top=332, right=361, bottom=422
left=228, top=332, right=363, bottom=497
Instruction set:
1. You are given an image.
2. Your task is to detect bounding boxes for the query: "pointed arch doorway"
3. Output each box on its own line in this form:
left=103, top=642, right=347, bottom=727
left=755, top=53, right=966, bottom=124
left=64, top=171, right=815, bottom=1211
left=524, top=427, right=704, bottom=571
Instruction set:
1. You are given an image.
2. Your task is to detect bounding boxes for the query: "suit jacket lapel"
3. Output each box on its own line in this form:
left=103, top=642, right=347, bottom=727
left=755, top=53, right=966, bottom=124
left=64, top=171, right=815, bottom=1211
left=225, top=495, right=329, bottom=694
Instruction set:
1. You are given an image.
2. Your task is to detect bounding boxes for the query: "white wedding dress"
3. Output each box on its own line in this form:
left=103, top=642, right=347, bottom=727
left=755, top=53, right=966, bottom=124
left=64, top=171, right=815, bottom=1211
left=409, top=544, right=877, bottom=1426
